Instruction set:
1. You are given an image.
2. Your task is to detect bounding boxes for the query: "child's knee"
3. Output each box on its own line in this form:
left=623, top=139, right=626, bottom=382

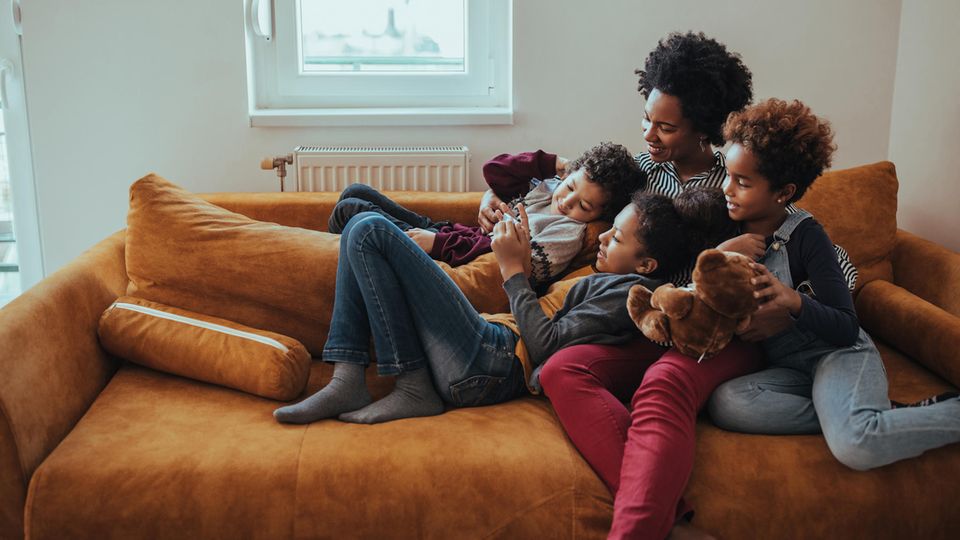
left=341, top=183, right=378, bottom=200
left=824, top=430, right=884, bottom=471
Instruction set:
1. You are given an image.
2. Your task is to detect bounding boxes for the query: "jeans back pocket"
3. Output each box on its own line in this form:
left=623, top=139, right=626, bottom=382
left=448, top=375, right=509, bottom=407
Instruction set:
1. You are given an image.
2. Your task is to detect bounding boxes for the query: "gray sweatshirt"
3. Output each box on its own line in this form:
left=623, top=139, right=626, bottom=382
left=502, top=272, right=663, bottom=392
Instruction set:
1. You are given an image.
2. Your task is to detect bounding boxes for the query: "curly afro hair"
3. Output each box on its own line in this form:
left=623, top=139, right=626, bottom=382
left=673, top=186, right=736, bottom=255
left=636, top=32, right=753, bottom=146
left=723, top=98, right=836, bottom=203
left=568, top=141, right=647, bottom=221
left=630, top=192, right=688, bottom=279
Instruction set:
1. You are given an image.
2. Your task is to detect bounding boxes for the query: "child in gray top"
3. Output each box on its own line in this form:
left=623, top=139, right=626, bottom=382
left=273, top=191, right=691, bottom=425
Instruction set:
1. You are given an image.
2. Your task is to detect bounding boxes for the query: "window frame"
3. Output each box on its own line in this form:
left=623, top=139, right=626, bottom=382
left=245, top=0, right=513, bottom=126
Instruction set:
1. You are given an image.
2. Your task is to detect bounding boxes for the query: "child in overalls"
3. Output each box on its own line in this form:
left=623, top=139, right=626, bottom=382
left=708, top=98, right=960, bottom=470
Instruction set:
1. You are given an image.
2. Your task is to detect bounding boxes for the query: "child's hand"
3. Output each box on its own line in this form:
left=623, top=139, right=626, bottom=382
left=736, top=302, right=793, bottom=342
left=556, top=156, right=570, bottom=179
left=478, top=189, right=505, bottom=233
left=492, top=203, right=532, bottom=281
left=405, top=228, right=436, bottom=253
left=749, top=262, right=803, bottom=316
left=718, top=233, right=765, bottom=260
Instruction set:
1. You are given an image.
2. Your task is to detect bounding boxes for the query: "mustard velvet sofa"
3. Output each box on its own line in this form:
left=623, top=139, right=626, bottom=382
left=2, top=161, right=959, bottom=539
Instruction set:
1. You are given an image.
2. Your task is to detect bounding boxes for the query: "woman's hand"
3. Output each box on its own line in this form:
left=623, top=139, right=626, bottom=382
left=478, top=189, right=505, bottom=233
left=718, top=233, right=766, bottom=260
left=749, top=262, right=802, bottom=315
left=404, top=228, right=437, bottom=253
left=491, top=203, right=532, bottom=281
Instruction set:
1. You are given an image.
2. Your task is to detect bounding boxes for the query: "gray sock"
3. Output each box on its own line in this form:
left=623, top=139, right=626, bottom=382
left=338, top=367, right=444, bottom=424
left=273, top=362, right=372, bottom=424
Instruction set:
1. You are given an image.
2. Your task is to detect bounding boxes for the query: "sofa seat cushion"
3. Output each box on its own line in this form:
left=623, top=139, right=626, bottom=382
left=26, top=364, right=614, bottom=539
left=687, top=340, right=960, bottom=539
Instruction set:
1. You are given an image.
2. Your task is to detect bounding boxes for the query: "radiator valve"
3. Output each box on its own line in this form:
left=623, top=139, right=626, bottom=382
left=260, top=154, right=293, bottom=192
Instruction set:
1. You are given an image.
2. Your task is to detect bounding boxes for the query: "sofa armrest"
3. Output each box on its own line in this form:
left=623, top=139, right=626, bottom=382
left=891, top=229, right=960, bottom=318
left=856, top=279, right=960, bottom=388
left=0, top=231, right=128, bottom=538
left=200, top=191, right=484, bottom=232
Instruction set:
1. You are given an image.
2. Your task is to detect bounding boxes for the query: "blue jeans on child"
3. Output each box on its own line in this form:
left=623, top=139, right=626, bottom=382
left=709, top=326, right=960, bottom=470
left=322, top=212, right=526, bottom=407
left=708, top=210, right=960, bottom=470
left=328, top=183, right=440, bottom=234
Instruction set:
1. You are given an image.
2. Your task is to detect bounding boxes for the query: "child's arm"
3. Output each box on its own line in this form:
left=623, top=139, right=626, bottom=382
left=478, top=150, right=563, bottom=233
left=482, top=150, right=560, bottom=200
left=750, top=224, right=859, bottom=346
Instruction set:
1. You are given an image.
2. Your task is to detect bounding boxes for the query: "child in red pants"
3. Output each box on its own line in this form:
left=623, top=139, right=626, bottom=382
left=540, top=187, right=763, bottom=539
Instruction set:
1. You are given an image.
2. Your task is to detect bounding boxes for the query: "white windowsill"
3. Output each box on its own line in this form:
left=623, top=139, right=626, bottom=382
left=250, top=107, right=514, bottom=127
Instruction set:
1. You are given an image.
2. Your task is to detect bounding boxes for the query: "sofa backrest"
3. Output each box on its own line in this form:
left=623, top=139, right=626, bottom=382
left=795, top=161, right=899, bottom=291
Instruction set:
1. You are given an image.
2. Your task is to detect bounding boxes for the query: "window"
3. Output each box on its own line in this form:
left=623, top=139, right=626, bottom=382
left=246, top=0, right=512, bottom=126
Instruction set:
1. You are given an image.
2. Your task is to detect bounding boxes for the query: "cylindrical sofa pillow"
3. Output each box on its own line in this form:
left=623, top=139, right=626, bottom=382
left=98, top=296, right=311, bottom=401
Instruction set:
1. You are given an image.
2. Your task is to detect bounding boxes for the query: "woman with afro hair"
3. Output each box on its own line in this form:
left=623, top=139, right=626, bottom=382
left=539, top=32, right=765, bottom=540
left=708, top=98, right=960, bottom=472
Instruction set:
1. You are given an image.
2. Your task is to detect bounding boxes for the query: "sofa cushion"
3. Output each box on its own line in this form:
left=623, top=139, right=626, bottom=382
left=25, top=364, right=614, bottom=539
left=796, top=161, right=898, bottom=290
left=98, top=296, right=311, bottom=400
left=126, top=174, right=341, bottom=355
left=126, top=175, right=529, bottom=356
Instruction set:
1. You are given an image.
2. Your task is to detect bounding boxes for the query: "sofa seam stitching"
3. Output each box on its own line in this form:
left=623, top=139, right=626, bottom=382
left=290, top=424, right=309, bottom=540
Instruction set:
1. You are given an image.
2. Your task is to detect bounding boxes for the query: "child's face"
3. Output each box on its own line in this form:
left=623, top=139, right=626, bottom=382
left=642, top=88, right=705, bottom=164
left=551, top=168, right=608, bottom=223
left=596, top=204, right=656, bottom=275
left=722, top=143, right=787, bottom=224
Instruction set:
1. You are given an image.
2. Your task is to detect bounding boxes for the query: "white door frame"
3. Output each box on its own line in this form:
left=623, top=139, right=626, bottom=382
left=1, top=0, right=44, bottom=289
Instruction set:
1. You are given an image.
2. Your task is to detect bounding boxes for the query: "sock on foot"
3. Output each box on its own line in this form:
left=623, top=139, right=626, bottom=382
left=890, top=391, right=960, bottom=409
left=274, top=362, right=372, bottom=424
left=339, top=367, right=444, bottom=424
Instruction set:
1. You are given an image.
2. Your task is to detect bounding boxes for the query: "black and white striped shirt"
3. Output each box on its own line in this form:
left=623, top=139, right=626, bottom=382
left=634, top=152, right=858, bottom=291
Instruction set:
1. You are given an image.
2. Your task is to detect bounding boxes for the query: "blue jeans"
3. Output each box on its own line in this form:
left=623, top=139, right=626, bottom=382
left=708, top=326, right=960, bottom=470
left=322, top=212, right=526, bottom=407
left=328, top=183, right=439, bottom=233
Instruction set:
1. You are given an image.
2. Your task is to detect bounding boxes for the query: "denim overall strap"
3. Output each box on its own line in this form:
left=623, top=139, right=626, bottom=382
left=757, top=209, right=813, bottom=290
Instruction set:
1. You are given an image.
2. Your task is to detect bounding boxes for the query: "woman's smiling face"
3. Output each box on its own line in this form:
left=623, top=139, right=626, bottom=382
left=642, top=88, right=704, bottom=164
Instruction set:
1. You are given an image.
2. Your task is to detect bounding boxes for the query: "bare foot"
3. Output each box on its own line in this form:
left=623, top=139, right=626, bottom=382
left=669, top=521, right=716, bottom=540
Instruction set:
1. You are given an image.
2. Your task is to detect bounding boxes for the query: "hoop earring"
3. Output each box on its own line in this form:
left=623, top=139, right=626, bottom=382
left=699, top=139, right=706, bottom=152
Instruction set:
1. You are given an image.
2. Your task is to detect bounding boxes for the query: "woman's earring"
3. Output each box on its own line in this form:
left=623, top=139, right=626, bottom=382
left=777, top=198, right=783, bottom=204
left=699, top=138, right=706, bottom=152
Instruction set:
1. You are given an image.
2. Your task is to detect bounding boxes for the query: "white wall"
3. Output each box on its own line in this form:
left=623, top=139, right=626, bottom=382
left=20, top=0, right=903, bottom=273
left=888, top=0, right=960, bottom=252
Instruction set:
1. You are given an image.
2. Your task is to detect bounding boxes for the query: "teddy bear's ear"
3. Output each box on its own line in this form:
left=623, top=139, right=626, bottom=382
left=627, top=284, right=655, bottom=325
left=696, top=249, right=727, bottom=271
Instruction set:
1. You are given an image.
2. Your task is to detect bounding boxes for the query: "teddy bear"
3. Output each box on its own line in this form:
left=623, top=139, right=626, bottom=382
left=627, top=248, right=760, bottom=361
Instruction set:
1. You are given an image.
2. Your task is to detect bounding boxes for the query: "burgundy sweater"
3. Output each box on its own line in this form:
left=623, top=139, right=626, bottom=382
left=430, top=150, right=557, bottom=266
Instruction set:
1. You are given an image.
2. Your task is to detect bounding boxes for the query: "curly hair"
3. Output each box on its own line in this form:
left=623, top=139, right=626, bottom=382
left=673, top=186, right=736, bottom=255
left=636, top=32, right=753, bottom=146
left=723, top=98, right=836, bottom=203
left=568, top=141, right=647, bottom=221
left=630, top=192, right=688, bottom=279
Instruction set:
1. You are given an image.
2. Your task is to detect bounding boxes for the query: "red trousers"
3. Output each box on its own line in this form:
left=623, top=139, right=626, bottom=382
left=539, top=338, right=762, bottom=540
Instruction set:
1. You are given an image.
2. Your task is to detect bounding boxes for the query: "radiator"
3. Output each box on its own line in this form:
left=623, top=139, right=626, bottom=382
left=294, top=146, right=469, bottom=192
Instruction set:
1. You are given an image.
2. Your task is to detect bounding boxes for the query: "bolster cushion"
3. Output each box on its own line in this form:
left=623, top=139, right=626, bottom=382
left=98, top=296, right=311, bottom=400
